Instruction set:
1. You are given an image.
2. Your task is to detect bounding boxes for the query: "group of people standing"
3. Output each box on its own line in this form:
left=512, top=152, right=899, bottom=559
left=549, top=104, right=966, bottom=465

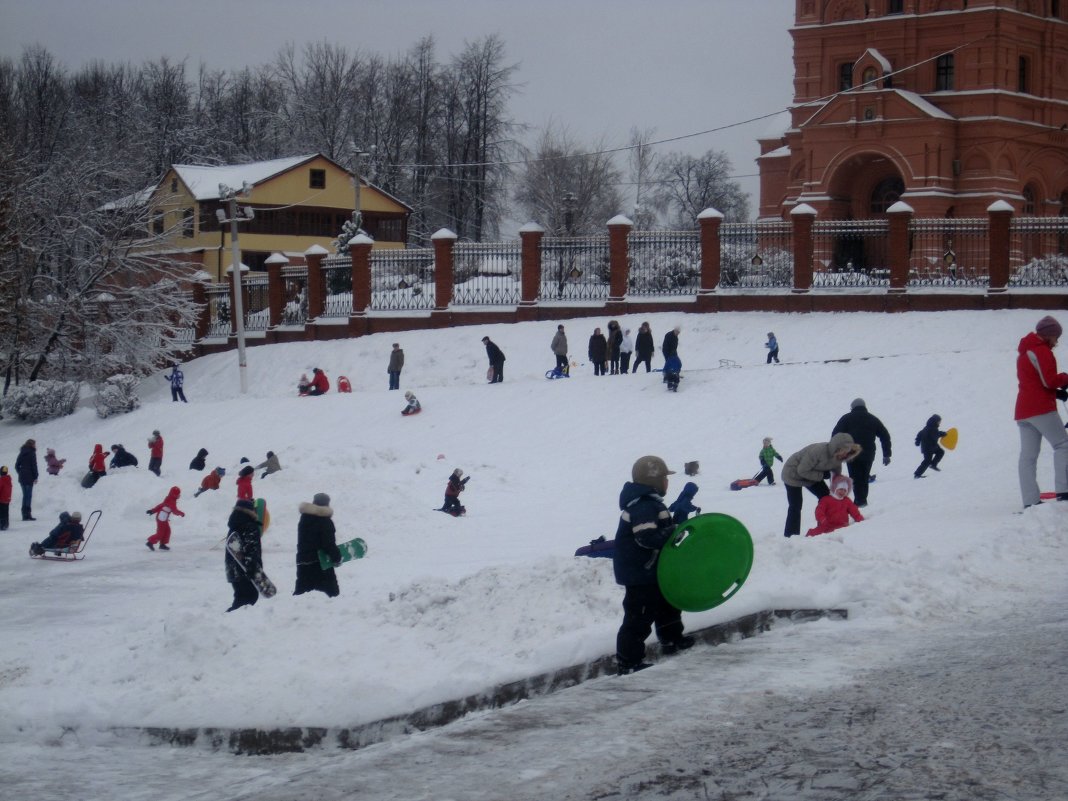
left=548, top=320, right=677, bottom=378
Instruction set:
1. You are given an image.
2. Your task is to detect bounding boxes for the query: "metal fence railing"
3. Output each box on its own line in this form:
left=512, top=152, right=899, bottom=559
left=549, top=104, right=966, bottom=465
left=242, top=273, right=270, bottom=331
left=719, top=221, right=793, bottom=288
left=628, top=231, right=701, bottom=296
left=205, top=283, right=230, bottom=338
left=1009, top=216, right=1068, bottom=287
left=908, top=218, right=988, bottom=287
left=321, top=255, right=352, bottom=317
left=540, top=236, right=611, bottom=301
left=370, top=248, right=435, bottom=310
left=281, top=265, right=308, bottom=325
left=811, top=219, right=891, bottom=288
left=453, top=242, right=522, bottom=305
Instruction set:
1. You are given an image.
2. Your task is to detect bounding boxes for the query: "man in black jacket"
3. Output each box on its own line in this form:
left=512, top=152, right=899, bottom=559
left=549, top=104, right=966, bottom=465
left=831, top=398, right=892, bottom=508
left=15, top=439, right=38, bottom=521
left=482, top=336, right=506, bottom=383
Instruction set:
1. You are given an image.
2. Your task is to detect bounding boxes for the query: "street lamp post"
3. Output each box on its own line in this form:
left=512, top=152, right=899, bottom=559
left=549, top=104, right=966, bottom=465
left=350, top=145, right=371, bottom=231
left=217, top=183, right=254, bottom=394
left=558, top=191, right=577, bottom=298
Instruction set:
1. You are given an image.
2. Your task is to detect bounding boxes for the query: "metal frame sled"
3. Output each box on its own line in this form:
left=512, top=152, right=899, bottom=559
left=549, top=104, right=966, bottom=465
left=29, top=510, right=101, bottom=561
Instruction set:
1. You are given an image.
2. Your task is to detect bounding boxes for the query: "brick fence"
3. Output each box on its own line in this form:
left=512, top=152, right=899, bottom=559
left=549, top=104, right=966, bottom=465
left=189, top=201, right=1068, bottom=356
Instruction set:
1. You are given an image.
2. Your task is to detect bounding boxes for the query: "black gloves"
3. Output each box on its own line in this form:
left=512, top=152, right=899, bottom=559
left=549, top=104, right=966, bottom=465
left=1056, top=387, right=1068, bottom=402
left=882, top=456, right=891, bottom=466
left=146, top=510, right=153, bottom=515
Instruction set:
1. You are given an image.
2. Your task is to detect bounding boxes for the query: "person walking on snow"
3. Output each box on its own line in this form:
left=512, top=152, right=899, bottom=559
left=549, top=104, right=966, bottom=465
left=15, top=439, right=38, bottom=521
left=782, top=433, right=862, bottom=538
left=765, top=332, right=780, bottom=364
left=1015, top=315, right=1068, bottom=507
left=805, top=474, right=865, bottom=537
left=551, top=324, right=569, bottom=374
left=482, top=336, right=506, bottom=383
left=146, top=486, right=184, bottom=551
left=388, top=343, right=405, bottom=391
left=166, top=362, right=187, bottom=402
left=147, top=430, right=164, bottom=476
left=294, top=493, right=342, bottom=598
left=914, top=415, right=948, bottom=478
left=613, top=455, right=694, bottom=675
left=754, top=437, right=783, bottom=485
left=225, top=499, right=265, bottom=612
left=831, top=398, right=891, bottom=508
left=633, top=322, right=655, bottom=373
left=44, top=448, right=65, bottom=476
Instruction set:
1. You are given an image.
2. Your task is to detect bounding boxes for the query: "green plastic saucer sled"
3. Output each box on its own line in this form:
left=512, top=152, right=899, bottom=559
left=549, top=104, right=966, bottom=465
left=657, top=513, right=754, bottom=612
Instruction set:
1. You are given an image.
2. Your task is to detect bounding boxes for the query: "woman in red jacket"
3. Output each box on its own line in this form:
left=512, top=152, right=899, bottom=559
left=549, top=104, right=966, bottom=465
left=307, top=368, right=330, bottom=396
left=1015, top=315, right=1068, bottom=508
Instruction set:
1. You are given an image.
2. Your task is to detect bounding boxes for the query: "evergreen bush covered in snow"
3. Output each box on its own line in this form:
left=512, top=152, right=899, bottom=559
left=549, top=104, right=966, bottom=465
left=94, top=374, right=142, bottom=418
left=2, top=380, right=81, bottom=423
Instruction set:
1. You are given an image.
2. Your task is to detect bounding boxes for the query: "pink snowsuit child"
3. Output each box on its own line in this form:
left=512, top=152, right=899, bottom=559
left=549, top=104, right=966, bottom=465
left=806, top=474, right=864, bottom=537
left=146, top=486, right=184, bottom=551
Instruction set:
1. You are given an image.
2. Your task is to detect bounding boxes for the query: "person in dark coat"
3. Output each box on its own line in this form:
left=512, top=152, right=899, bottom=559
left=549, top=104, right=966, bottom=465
left=294, top=492, right=341, bottom=597
left=189, top=448, right=208, bottom=471
left=110, top=444, right=139, bottom=469
left=388, top=343, right=405, bottom=390
left=482, top=336, right=506, bottom=383
left=31, top=511, right=84, bottom=556
left=632, top=322, right=655, bottom=373
left=225, top=499, right=264, bottom=611
left=668, top=481, right=701, bottom=525
left=15, top=439, right=39, bottom=521
left=914, top=414, right=948, bottom=478
left=588, top=328, right=608, bottom=376
left=831, top=398, right=892, bottom=508
left=613, top=455, right=694, bottom=675
left=606, top=320, right=623, bottom=374
left=662, top=326, right=682, bottom=391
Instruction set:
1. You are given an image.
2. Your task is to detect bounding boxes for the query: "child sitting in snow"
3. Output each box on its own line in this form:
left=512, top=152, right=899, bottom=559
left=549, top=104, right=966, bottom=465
left=440, top=468, right=469, bottom=516
left=297, top=373, right=310, bottom=396
left=805, top=474, right=864, bottom=537
left=44, top=448, right=66, bottom=476
left=31, top=511, right=84, bottom=555
left=194, top=466, right=226, bottom=497
left=668, top=481, right=701, bottom=525
left=401, top=391, right=422, bottom=416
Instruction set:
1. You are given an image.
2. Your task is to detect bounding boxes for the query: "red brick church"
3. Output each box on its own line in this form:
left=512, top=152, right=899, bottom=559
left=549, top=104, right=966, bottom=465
left=758, top=0, right=1068, bottom=221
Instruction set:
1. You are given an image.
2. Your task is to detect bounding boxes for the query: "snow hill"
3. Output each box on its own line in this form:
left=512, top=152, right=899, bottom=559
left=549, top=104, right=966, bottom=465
left=1, top=309, right=1066, bottom=740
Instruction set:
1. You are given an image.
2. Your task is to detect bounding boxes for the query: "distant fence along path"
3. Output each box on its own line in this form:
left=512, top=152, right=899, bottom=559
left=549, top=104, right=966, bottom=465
left=183, top=203, right=1068, bottom=355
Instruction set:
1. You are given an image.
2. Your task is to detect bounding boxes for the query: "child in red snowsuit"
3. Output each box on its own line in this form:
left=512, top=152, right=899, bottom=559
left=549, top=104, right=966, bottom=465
left=146, top=486, right=184, bottom=551
left=194, top=467, right=225, bottom=497
left=806, top=474, right=864, bottom=537
left=88, top=444, right=107, bottom=481
left=236, top=465, right=255, bottom=501
left=0, top=465, right=11, bottom=530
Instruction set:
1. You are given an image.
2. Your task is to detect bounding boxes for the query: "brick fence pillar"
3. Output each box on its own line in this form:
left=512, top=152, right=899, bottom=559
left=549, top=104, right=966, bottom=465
left=305, top=245, right=328, bottom=320
left=265, top=252, right=288, bottom=328
left=607, top=214, right=633, bottom=302
left=432, top=228, right=457, bottom=310
left=698, top=207, right=724, bottom=294
left=349, top=234, right=374, bottom=316
left=519, top=223, right=544, bottom=306
left=886, top=201, right=913, bottom=294
left=790, top=203, right=817, bottom=294
left=987, top=200, right=1014, bottom=294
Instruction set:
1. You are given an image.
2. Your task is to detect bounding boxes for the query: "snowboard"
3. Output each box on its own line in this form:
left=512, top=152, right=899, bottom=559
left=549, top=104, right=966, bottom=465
left=225, top=536, right=277, bottom=598
left=657, top=513, right=754, bottom=613
left=435, top=506, right=466, bottom=517
left=319, top=537, right=368, bottom=570
left=940, top=427, right=958, bottom=450
left=730, top=478, right=759, bottom=491
left=574, top=536, right=614, bottom=558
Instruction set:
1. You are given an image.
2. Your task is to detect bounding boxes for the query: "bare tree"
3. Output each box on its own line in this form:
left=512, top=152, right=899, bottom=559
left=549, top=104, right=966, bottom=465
left=513, top=124, right=623, bottom=235
left=627, top=126, right=664, bottom=229
left=654, top=149, right=750, bottom=227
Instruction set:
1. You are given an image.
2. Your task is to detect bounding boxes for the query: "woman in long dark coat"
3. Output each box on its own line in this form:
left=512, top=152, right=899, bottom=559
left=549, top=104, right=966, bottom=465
left=294, top=492, right=342, bottom=597
left=588, top=328, right=608, bottom=376
left=633, top=322, right=655, bottom=373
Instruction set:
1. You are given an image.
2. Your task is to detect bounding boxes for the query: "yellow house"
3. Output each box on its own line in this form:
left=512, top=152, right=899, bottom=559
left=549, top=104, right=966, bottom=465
left=145, top=153, right=411, bottom=281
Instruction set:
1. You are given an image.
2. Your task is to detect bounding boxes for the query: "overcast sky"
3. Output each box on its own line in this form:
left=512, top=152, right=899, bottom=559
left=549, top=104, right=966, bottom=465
left=0, top=0, right=796, bottom=213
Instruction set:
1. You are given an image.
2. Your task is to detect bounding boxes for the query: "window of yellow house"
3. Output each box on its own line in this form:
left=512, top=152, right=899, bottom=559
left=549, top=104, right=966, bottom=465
left=310, top=169, right=326, bottom=189
left=182, top=208, right=194, bottom=237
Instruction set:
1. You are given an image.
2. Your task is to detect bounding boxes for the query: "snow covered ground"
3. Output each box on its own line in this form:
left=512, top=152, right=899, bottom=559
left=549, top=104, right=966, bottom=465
left=1, top=308, right=1066, bottom=799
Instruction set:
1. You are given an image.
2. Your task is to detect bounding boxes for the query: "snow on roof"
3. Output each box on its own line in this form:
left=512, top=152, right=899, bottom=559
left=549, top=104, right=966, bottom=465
left=859, top=48, right=893, bottom=74
left=760, top=110, right=792, bottom=140
left=894, top=90, right=955, bottom=120
left=758, top=145, right=791, bottom=160
left=172, top=155, right=317, bottom=201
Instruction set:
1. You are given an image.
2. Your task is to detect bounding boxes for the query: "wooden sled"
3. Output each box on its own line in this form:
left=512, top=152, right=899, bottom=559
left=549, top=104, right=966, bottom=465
left=29, top=510, right=101, bottom=562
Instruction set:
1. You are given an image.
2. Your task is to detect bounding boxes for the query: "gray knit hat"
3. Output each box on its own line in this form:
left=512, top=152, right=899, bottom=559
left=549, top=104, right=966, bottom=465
left=851, top=398, right=866, bottom=410
left=313, top=492, right=330, bottom=507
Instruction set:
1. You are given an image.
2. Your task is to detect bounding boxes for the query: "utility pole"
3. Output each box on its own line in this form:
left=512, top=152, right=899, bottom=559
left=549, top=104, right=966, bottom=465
left=351, top=145, right=371, bottom=231
left=216, top=183, right=254, bottom=394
